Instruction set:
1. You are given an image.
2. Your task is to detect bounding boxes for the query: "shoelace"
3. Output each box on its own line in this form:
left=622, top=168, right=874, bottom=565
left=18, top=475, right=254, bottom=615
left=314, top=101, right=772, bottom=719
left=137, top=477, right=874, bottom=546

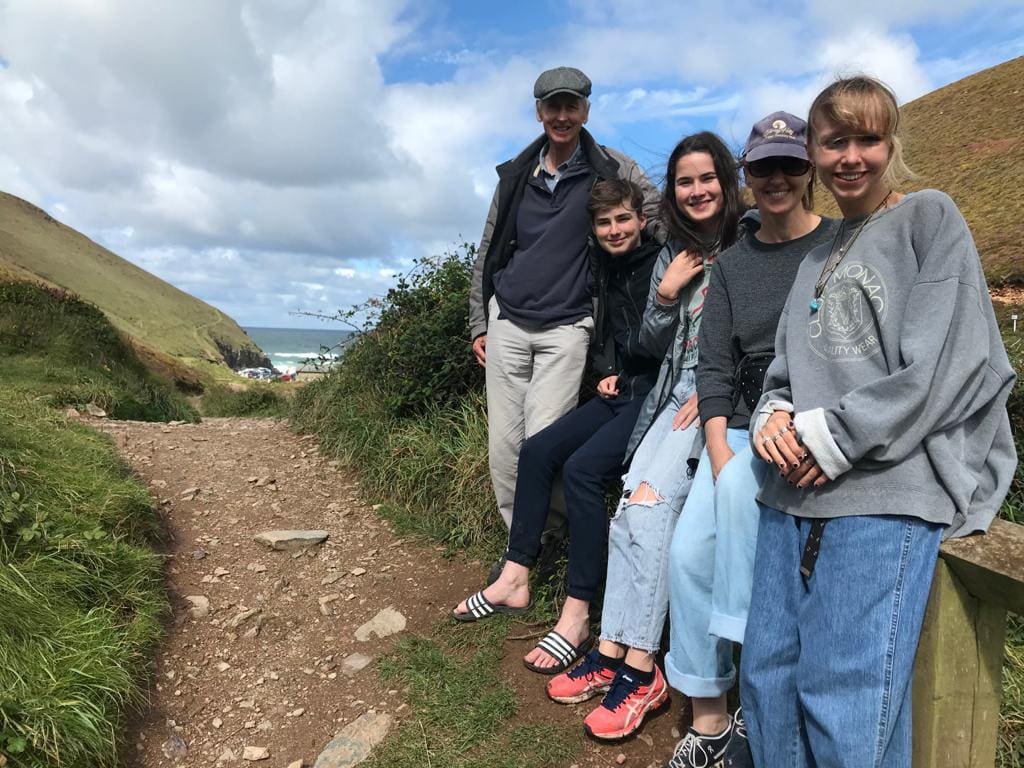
left=732, top=709, right=747, bottom=740
left=600, top=671, right=640, bottom=711
left=566, top=650, right=605, bottom=680
left=668, top=728, right=728, bottom=768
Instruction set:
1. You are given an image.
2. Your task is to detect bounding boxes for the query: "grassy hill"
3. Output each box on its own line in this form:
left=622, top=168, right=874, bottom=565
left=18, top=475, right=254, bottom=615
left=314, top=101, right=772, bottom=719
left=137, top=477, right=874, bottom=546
left=0, top=193, right=269, bottom=378
left=901, top=55, right=1023, bottom=284
left=815, top=55, right=1023, bottom=284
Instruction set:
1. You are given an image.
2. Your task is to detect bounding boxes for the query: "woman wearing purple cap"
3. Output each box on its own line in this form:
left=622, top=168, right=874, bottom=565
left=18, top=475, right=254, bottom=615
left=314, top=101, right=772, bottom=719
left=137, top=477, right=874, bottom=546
left=662, top=112, right=838, bottom=768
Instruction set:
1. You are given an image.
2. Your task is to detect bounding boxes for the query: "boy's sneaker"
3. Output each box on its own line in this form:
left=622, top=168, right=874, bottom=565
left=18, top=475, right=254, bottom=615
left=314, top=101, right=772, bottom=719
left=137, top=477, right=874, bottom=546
left=546, top=649, right=616, bottom=704
left=722, top=708, right=753, bottom=768
left=667, top=720, right=733, bottom=768
left=582, top=665, right=668, bottom=740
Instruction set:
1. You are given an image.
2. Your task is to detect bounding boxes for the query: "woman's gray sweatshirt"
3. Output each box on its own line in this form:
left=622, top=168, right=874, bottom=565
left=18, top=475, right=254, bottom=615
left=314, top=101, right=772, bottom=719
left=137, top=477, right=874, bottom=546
left=754, top=190, right=1017, bottom=539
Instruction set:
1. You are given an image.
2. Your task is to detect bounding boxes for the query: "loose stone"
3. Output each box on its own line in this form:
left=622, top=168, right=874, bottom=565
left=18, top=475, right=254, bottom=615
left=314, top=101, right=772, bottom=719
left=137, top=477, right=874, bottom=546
left=253, top=530, right=329, bottom=551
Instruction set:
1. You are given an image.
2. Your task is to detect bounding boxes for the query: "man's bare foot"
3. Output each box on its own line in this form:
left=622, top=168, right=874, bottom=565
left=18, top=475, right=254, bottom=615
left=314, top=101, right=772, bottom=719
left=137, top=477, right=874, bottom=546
left=453, top=561, right=531, bottom=616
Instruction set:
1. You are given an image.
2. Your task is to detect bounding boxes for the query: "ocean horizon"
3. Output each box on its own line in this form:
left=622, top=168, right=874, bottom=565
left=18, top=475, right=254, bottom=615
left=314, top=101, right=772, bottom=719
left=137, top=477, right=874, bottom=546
left=243, top=326, right=354, bottom=371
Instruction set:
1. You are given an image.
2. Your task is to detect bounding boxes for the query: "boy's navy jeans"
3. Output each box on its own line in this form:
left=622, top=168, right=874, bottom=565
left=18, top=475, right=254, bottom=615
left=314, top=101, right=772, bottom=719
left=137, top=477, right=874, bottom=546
left=506, top=394, right=643, bottom=601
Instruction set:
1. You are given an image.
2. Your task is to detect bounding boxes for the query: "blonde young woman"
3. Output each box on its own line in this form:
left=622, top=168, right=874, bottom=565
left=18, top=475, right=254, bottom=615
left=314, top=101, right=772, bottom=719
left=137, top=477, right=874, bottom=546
left=740, top=76, right=1017, bottom=767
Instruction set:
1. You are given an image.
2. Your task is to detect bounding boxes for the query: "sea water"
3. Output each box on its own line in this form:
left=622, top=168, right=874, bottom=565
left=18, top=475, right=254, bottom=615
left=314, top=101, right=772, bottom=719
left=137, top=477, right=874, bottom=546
left=243, top=326, right=353, bottom=371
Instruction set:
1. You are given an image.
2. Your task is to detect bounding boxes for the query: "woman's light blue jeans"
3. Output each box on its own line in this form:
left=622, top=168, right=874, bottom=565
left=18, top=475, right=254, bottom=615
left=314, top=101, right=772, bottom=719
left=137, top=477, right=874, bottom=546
left=740, top=506, right=941, bottom=767
left=664, top=427, right=767, bottom=698
left=599, top=372, right=698, bottom=653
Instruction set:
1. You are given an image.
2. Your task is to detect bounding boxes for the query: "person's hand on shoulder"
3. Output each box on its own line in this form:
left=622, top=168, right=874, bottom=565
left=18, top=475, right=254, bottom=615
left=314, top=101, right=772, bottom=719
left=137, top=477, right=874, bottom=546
left=657, top=250, right=704, bottom=304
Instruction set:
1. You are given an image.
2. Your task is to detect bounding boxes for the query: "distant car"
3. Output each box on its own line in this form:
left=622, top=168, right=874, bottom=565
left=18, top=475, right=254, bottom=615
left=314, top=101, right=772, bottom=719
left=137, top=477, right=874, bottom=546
left=237, top=367, right=278, bottom=381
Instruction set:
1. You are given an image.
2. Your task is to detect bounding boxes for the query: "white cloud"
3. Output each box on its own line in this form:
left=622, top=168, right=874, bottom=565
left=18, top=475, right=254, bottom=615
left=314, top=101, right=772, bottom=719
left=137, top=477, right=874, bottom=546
left=0, top=0, right=1016, bottom=327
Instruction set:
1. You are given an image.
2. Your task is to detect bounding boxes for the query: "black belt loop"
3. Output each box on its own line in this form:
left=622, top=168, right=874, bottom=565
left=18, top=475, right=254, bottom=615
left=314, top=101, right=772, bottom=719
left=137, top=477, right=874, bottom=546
left=800, top=519, right=828, bottom=579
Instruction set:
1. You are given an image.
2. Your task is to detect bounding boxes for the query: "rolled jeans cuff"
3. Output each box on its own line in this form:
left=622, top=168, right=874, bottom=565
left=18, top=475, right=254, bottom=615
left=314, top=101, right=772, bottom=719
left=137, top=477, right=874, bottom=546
left=665, top=650, right=735, bottom=698
left=709, top=611, right=746, bottom=645
left=505, top=548, right=537, bottom=569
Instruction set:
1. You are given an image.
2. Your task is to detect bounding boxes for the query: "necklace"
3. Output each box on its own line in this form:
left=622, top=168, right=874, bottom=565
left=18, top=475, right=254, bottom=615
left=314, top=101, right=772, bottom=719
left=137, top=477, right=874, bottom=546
left=810, top=191, right=891, bottom=313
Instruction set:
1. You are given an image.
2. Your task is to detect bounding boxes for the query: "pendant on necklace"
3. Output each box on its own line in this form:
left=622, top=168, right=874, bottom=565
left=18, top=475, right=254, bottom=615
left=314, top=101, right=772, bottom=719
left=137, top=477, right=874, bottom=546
left=810, top=299, right=821, bottom=313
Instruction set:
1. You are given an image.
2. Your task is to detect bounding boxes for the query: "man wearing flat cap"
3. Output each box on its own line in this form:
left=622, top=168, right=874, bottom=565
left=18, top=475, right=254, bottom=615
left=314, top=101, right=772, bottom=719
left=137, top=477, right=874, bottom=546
left=469, top=66, right=661, bottom=540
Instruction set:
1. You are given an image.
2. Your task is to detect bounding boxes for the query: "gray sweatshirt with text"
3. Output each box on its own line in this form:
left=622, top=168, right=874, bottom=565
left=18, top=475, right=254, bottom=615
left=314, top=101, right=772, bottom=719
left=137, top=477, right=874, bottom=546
left=754, top=190, right=1017, bottom=539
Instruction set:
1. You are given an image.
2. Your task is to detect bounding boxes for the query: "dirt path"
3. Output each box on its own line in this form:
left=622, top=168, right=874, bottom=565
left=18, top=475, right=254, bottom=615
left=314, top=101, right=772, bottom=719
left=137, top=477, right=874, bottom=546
left=99, top=417, right=687, bottom=768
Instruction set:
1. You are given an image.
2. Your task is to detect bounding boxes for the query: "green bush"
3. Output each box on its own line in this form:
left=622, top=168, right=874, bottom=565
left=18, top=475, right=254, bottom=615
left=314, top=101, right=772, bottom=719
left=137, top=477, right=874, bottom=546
left=289, top=244, right=498, bottom=554
left=201, top=383, right=288, bottom=417
left=999, top=314, right=1024, bottom=766
left=1002, top=327, right=1023, bottom=525
left=338, top=245, right=484, bottom=417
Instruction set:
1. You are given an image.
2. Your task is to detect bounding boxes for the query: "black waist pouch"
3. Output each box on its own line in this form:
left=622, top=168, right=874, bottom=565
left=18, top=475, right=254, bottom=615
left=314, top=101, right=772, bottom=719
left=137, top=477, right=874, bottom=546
left=734, top=352, right=775, bottom=412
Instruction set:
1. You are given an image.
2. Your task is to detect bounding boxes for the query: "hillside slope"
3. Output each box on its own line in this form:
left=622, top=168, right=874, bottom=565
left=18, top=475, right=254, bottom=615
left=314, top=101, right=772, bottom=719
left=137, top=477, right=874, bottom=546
left=901, top=55, right=1023, bottom=283
left=0, top=193, right=269, bottom=372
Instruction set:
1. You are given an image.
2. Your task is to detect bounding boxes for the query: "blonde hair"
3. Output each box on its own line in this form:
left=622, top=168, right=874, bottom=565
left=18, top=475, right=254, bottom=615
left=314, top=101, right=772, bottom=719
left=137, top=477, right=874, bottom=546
left=807, top=75, right=915, bottom=188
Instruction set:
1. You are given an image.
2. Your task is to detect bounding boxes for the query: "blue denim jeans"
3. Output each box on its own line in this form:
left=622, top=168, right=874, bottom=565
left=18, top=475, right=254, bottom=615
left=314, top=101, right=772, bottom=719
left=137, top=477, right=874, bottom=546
left=599, top=372, right=698, bottom=652
left=740, top=506, right=941, bottom=768
left=663, top=428, right=766, bottom=697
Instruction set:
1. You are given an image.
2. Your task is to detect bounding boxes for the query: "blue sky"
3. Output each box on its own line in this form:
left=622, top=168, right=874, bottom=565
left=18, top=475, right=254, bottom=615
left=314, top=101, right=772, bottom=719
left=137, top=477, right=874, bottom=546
left=0, top=1, right=1021, bottom=328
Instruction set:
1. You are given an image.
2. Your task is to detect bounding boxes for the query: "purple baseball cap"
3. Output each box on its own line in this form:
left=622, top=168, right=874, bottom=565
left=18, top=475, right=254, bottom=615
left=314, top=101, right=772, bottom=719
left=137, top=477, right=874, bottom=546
left=741, top=111, right=809, bottom=163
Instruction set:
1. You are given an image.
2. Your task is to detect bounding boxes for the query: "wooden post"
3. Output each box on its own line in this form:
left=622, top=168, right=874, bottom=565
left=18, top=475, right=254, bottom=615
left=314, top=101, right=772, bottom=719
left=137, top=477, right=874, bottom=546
left=913, top=559, right=1006, bottom=767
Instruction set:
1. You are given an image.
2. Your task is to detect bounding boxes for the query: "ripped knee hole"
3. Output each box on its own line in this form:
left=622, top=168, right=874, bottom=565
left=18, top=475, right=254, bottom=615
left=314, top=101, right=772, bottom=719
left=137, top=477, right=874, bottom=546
left=627, top=481, right=663, bottom=505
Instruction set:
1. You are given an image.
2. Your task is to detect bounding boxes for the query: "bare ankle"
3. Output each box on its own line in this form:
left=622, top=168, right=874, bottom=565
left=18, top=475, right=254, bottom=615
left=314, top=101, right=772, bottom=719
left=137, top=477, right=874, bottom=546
left=692, top=714, right=730, bottom=737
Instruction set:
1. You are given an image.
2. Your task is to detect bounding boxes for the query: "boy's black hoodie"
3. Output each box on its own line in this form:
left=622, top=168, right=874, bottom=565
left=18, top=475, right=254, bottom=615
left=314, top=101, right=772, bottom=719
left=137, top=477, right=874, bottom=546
left=590, top=235, right=663, bottom=401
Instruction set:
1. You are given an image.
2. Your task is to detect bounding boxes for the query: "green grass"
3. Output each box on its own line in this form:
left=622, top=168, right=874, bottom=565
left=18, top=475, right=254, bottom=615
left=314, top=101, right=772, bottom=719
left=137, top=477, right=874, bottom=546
left=0, top=282, right=180, bottom=766
left=0, top=392, right=165, bottom=767
left=362, top=619, right=578, bottom=768
left=200, top=383, right=290, bottom=417
left=291, top=380, right=502, bottom=556
left=998, top=305, right=1024, bottom=767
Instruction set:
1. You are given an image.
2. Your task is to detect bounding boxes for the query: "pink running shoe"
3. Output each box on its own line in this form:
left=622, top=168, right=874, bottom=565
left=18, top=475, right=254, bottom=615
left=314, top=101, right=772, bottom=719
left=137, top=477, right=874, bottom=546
left=547, top=649, right=617, bottom=704
left=583, top=664, right=668, bottom=740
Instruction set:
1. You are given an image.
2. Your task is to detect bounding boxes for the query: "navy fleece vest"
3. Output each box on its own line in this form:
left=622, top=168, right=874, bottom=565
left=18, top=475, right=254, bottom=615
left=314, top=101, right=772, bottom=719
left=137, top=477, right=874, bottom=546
left=492, top=165, right=594, bottom=329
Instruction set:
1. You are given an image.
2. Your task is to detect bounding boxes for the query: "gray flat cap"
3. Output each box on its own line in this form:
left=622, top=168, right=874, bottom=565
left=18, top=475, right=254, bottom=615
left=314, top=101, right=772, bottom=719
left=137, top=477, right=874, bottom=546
left=534, top=67, right=592, bottom=100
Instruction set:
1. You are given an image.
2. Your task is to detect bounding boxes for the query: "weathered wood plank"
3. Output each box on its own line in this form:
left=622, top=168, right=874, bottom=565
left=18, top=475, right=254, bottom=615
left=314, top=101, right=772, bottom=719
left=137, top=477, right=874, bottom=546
left=940, top=519, right=1024, bottom=616
left=913, top=560, right=1006, bottom=768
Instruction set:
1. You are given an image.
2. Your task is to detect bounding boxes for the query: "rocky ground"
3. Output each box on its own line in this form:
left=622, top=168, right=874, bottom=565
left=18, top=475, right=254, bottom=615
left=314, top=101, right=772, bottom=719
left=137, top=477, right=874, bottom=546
left=98, top=416, right=691, bottom=768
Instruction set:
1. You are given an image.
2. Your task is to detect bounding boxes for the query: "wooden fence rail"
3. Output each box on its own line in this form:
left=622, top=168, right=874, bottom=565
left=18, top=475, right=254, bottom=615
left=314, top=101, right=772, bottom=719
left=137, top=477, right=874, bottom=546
left=913, top=519, right=1024, bottom=766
